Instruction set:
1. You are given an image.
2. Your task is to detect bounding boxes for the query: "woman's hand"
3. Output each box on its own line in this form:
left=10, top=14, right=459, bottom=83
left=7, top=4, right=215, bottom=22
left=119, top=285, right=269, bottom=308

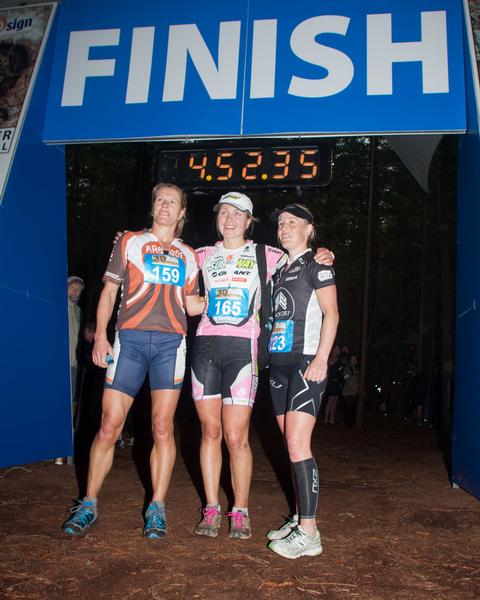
left=304, top=358, right=328, bottom=382
left=314, top=247, right=335, bottom=266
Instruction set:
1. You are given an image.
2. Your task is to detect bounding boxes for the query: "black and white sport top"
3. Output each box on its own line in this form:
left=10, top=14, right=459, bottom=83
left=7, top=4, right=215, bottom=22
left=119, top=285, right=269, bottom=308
left=269, top=249, right=335, bottom=364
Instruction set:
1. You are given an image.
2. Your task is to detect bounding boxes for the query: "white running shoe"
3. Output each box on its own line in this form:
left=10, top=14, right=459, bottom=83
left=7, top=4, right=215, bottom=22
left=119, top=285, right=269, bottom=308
left=268, top=525, right=323, bottom=559
left=266, top=514, right=299, bottom=541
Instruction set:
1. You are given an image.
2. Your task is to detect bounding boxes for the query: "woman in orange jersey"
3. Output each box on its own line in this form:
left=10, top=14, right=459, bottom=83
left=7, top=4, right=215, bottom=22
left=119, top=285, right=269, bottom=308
left=62, top=183, right=204, bottom=539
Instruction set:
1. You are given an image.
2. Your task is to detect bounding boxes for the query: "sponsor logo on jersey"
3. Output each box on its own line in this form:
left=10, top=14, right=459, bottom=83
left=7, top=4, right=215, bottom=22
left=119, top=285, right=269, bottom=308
left=318, top=269, right=333, bottom=282
left=236, top=258, right=255, bottom=269
left=168, top=246, right=183, bottom=259
left=232, top=276, right=247, bottom=283
left=285, top=276, right=298, bottom=281
left=289, top=266, right=301, bottom=273
left=105, top=270, right=122, bottom=283
left=275, top=291, right=288, bottom=312
left=207, top=256, right=226, bottom=271
left=144, top=243, right=164, bottom=254
left=273, top=287, right=295, bottom=318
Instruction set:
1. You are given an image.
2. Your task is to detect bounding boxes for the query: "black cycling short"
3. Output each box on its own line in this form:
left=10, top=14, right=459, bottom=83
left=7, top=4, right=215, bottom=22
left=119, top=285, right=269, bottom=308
left=269, top=356, right=327, bottom=418
left=191, top=335, right=257, bottom=407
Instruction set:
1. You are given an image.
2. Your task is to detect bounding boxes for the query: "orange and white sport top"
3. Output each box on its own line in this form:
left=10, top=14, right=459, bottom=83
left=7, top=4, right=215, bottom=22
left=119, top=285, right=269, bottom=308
left=104, top=231, right=199, bottom=335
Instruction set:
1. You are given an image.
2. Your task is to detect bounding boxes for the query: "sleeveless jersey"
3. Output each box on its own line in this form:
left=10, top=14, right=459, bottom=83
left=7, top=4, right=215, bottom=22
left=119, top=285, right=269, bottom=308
left=269, top=249, right=335, bottom=362
left=195, top=241, right=285, bottom=340
left=104, top=231, right=199, bottom=335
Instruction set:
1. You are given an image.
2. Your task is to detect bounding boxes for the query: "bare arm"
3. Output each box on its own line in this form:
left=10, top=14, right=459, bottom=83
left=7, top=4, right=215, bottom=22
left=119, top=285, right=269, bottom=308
left=185, top=294, right=205, bottom=317
left=92, top=280, right=120, bottom=368
left=303, top=285, right=339, bottom=382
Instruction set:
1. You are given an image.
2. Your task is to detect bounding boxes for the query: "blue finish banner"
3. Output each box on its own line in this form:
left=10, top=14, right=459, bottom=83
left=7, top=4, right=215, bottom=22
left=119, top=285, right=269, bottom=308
left=43, top=0, right=466, bottom=142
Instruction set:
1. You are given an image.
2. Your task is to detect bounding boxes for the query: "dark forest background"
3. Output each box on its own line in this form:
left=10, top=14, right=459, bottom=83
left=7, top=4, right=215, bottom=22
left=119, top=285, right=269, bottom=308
left=66, top=136, right=457, bottom=431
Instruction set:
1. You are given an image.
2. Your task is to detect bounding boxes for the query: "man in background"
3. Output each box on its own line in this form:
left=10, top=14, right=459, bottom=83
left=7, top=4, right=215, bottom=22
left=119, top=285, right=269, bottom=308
left=55, top=275, right=84, bottom=465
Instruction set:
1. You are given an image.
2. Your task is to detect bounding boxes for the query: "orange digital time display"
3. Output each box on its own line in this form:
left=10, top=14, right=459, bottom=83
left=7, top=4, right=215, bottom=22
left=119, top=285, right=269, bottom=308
left=155, top=141, right=332, bottom=188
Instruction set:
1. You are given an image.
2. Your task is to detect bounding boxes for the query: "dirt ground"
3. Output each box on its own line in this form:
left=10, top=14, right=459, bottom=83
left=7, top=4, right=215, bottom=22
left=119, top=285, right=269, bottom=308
left=1, top=393, right=480, bottom=600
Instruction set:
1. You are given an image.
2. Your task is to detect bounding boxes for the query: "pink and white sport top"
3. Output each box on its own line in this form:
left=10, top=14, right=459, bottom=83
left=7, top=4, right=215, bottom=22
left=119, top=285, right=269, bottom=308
left=195, top=241, right=286, bottom=342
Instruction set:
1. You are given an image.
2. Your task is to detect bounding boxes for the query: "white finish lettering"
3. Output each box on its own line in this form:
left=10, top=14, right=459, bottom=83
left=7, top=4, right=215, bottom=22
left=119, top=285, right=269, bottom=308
left=288, top=16, right=354, bottom=98
left=367, top=11, right=449, bottom=95
left=162, top=21, right=241, bottom=101
left=126, top=27, right=155, bottom=104
left=250, top=19, right=277, bottom=99
left=61, top=29, right=120, bottom=106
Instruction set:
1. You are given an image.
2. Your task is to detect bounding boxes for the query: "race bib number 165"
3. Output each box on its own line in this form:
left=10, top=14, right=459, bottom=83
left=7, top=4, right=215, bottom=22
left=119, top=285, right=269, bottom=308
left=208, top=287, right=249, bottom=319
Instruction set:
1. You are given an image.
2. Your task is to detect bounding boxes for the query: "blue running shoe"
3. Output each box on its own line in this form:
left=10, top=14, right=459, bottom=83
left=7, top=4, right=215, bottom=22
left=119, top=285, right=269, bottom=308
left=62, top=500, right=97, bottom=536
left=144, top=502, right=167, bottom=539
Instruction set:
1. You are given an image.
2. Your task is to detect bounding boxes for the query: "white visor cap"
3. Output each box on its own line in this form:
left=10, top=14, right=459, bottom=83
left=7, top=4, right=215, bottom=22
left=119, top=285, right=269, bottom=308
left=213, top=192, right=253, bottom=216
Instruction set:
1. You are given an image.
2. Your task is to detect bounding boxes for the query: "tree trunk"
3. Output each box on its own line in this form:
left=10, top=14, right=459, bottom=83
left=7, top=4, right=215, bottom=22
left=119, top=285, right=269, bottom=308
left=356, top=138, right=376, bottom=429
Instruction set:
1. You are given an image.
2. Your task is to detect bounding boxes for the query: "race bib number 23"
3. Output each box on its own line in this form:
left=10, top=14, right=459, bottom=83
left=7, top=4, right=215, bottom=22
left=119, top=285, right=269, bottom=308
left=269, top=320, right=294, bottom=353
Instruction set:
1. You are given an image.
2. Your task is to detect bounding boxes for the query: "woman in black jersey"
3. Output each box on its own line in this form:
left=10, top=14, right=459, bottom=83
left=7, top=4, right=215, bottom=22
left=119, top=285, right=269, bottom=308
left=266, top=203, right=339, bottom=559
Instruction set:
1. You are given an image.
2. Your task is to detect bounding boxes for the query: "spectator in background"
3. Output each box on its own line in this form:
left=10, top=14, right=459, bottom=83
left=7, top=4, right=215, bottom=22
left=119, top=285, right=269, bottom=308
left=68, top=276, right=84, bottom=414
left=55, top=275, right=84, bottom=465
left=342, top=354, right=359, bottom=427
left=340, top=346, right=350, bottom=364
left=323, top=344, right=344, bottom=425
left=404, top=367, right=427, bottom=425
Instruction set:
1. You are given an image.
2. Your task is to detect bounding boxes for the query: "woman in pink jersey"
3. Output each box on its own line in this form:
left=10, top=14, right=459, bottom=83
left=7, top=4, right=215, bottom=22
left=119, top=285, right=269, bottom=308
left=191, top=192, right=333, bottom=541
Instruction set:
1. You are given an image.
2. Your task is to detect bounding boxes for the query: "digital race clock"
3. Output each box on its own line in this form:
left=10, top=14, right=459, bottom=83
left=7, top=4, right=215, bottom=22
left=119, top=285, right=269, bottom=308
left=154, top=139, right=333, bottom=189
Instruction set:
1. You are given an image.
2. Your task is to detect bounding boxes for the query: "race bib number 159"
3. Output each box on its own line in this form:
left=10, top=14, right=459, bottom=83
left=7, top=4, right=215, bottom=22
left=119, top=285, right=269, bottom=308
left=144, top=254, right=186, bottom=286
